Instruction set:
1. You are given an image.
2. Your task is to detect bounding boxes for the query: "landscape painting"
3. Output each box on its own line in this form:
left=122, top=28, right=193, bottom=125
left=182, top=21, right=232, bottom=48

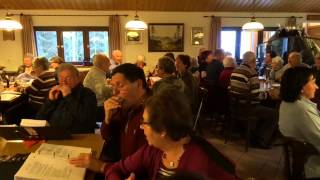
left=148, top=23, right=184, bottom=52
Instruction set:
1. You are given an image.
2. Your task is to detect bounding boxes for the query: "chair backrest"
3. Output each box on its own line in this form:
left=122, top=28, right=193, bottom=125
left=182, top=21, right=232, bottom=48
left=283, top=137, right=319, bottom=180
left=228, top=91, right=255, bottom=117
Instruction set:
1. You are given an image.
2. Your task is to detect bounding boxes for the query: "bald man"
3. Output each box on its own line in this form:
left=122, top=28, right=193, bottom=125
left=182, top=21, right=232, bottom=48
left=83, top=54, right=112, bottom=121
left=110, top=50, right=123, bottom=70
left=278, top=52, right=309, bottom=81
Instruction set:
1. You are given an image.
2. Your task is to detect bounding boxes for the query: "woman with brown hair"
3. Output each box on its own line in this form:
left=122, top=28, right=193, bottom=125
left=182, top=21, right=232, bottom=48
left=105, top=89, right=236, bottom=180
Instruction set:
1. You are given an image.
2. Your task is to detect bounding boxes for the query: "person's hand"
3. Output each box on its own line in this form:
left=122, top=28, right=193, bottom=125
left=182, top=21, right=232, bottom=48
left=268, top=88, right=280, bottom=100
left=126, top=173, right=135, bottom=180
left=48, top=85, right=61, bottom=101
left=104, top=96, right=124, bottom=124
left=69, top=153, right=105, bottom=173
left=58, top=85, right=72, bottom=97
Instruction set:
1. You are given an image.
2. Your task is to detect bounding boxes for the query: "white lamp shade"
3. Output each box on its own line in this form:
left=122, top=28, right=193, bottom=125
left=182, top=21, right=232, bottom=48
left=242, top=18, right=264, bottom=31
left=0, top=16, right=23, bottom=31
left=125, top=17, right=147, bottom=30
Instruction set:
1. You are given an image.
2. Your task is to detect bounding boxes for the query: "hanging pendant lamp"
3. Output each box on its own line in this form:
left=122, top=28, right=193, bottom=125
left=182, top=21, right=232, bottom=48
left=242, top=16, right=264, bottom=31
left=0, top=13, right=23, bottom=31
left=125, top=14, right=147, bottom=30
left=242, top=0, right=264, bottom=31
left=125, top=0, right=147, bottom=30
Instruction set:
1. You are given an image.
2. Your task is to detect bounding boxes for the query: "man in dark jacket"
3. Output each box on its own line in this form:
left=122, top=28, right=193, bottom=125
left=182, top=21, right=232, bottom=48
left=37, top=63, right=97, bottom=133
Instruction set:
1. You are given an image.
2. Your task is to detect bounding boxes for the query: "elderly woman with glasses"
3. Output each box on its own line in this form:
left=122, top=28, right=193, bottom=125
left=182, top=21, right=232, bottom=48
left=105, top=89, right=237, bottom=180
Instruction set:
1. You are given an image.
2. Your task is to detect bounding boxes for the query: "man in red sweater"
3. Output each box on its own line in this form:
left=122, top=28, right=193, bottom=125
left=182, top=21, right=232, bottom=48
left=70, top=63, right=151, bottom=173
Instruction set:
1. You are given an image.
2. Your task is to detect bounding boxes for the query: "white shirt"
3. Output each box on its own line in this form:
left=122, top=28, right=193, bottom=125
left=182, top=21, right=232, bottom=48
left=279, top=97, right=320, bottom=178
left=83, top=67, right=112, bottom=106
left=109, top=59, right=120, bottom=71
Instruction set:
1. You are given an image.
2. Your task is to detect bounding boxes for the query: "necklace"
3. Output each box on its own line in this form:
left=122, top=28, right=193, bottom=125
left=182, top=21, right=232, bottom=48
left=162, top=152, right=181, bottom=168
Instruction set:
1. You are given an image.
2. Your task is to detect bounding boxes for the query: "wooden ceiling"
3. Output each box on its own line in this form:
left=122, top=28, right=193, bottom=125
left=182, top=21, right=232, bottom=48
left=0, top=0, right=319, bottom=12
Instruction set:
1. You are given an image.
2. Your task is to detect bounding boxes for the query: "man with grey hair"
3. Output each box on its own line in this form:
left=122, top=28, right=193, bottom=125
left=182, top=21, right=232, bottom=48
left=230, top=51, right=259, bottom=97
left=110, top=50, right=123, bottom=70
left=37, top=63, right=97, bottom=133
left=25, top=57, right=56, bottom=106
left=16, top=57, right=57, bottom=118
left=270, top=56, right=284, bottom=82
left=230, top=51, right=278, bottom=149
left=83, top=54, right=112, bottom=122
left=17, top=53, right=34, bottom=74
left=277, top=52, right=309, bottom=81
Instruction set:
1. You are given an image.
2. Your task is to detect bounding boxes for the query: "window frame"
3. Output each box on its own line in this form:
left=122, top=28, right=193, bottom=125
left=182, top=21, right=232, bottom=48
left=220, top=27, right=278, bottom=63
left=34, top=26, right=109, bottom=65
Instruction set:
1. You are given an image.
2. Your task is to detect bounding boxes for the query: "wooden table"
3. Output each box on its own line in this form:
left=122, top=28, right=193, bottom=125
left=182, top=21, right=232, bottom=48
left=0, top=133, right=105, bottom=180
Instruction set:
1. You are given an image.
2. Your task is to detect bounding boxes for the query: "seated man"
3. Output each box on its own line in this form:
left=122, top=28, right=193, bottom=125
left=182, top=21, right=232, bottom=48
left=36, top=63, right=97, bottom=133
left=109, top=50, right=123, bottom=71
left=230, top=51, right=278, bottom=148
left=277, top=52, right=310, bottom=80
left=83, top=54, right=112, bottom=122
left=269, top=56, right=283, bottom=82
left=69, top=63, right=150, bottom=173
left=24, top=57, right=57, bottom=115
left=17, top=53, right=34, bottom=75
left=49, top=56, right=64, bottom=70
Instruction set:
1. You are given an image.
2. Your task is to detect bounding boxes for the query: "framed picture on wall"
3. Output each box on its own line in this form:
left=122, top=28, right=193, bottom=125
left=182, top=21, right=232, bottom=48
left=125, top=30, right=143, bottom=44
left=148, top=23, right=184, bottom=52
left=191, top=27, right=204, bottom=45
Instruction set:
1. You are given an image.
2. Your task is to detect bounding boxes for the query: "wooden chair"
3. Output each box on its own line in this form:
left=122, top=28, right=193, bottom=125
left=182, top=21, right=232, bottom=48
left=225, top=91, right=258, bottom=152
left=283, top=137, right=319, bottom=180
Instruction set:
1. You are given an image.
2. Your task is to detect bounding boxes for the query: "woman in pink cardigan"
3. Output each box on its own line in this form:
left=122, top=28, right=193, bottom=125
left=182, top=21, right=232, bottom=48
left=105, top=88, right=237, bottom=180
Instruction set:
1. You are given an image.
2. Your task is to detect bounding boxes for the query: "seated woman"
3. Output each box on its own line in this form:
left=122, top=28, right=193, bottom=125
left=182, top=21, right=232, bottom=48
left=218, top=56, right=236, bottom=89
left=279, top=66, right=320, bottom=178
left=175, top=54, right=198, bottom=113
left=152, top=56, right=185, bottom=94
left=105, top=89, right=237, bottom=180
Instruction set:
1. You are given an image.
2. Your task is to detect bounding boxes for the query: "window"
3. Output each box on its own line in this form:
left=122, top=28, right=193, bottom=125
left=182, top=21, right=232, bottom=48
left=240, top=31, right=258, bottom=58
left=220, top=27, right=276, bottom=63
left=35, top=31, right=58, bottom=59
left=221, top=31, right=237, bottom=58
left=35, top=27, right=109, bottom=64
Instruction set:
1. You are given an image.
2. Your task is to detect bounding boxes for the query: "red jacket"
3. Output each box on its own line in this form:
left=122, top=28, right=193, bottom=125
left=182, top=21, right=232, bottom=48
left=105, top=137, right=237, bottom=180
left=100, top=104, right=146, bottom=159
left=218, top=67, right=234, bottom=89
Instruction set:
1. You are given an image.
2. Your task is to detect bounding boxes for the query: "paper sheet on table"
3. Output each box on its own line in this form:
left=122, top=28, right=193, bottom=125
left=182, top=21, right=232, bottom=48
left=15, top=143, right=91, bottom=180
left=20, top=119, right=49, bottom=127
left=14, top=153, right=86, bottom=180
left=0, top=93, right=20, bottom=101
left=35, top=143, right=91, bottom=159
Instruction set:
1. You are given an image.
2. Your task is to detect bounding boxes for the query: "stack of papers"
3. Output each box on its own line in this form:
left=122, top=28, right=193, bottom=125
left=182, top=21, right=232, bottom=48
left=0, top=91, right=21, bottom=101
left=15, top=143, right=91, bottom=180
left=20, top=119, right=49, bottom=127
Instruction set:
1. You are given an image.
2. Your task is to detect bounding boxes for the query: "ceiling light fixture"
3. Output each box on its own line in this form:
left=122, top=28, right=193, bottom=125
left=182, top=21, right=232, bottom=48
left=242, top=0, right=264, bottom=31
left=125, top=0, right=147, bottom=30
left=0, top=13, right=22, bottom=31
left=242, top=17, right=264, bottom=31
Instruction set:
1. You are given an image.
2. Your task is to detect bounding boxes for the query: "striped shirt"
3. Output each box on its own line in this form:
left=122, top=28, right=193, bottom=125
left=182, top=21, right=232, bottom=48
left=157, top=161, right=177, bottom=178
left=25, top=71, right=57, bottom=107
left=229, top=64, right=260, bottom=99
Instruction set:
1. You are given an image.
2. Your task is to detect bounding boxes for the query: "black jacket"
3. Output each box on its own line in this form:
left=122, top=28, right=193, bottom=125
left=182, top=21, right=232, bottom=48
left=37, top=84, right=97, bottom=133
